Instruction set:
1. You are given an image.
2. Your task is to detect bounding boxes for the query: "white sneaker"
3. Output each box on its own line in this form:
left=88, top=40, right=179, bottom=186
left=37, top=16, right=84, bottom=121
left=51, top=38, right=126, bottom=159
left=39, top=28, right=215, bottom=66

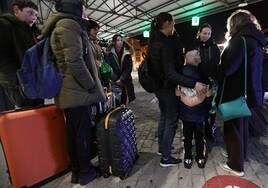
left=219, top=162, right=244, bottom=177
left=221, top=150, right=228, bottom=158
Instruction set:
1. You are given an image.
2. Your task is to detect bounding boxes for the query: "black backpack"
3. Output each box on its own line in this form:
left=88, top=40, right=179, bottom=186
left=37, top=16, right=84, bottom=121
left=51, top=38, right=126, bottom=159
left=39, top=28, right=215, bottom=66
left=138, top=53, right=156, bottom=93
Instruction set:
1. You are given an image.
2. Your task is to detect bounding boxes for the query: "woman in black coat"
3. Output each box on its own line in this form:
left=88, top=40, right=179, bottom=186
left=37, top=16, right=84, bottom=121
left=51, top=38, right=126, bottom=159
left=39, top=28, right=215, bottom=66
left=147, top=12, right=206, bottom=167
left=195, top=23, right=221, bottom=141
left=191, top=9, right=266, bottom=177
left=262, top=28, right=268, bottom=98
left=105, top=34, right=135, bottom=104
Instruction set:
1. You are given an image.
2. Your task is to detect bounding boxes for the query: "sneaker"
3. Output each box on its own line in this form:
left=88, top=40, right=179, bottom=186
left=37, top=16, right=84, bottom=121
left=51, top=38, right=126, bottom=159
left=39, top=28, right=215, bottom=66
left=184, top=159, right=192, bottom=169
left=71, top=170, right=79, bottom=184
left=221, top=150, right=228, bottom=158
left=196, top=159, right=205, bottom=169
left=157, top=146, right=175, bottom=156
left=160, top=156, right=182, bottom=167
left=79, top=168, right=100, bottom=185
left=219, top=162, right=244, bottom=177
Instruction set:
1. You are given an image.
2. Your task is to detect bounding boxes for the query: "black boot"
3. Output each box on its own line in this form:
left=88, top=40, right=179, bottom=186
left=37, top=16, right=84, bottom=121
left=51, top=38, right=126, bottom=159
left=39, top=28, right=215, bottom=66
left=79, top=167, right=100, bottom=185
left=71, top=169, right=79, bottom=184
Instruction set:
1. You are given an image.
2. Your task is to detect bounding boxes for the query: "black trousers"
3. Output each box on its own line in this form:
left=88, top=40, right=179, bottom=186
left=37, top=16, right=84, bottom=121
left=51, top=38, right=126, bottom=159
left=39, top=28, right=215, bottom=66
left=64, top=106, right=93, bottom=172
left=182, top=121, right=205, bottom=160
left=223, top=116, right=249, bottom=172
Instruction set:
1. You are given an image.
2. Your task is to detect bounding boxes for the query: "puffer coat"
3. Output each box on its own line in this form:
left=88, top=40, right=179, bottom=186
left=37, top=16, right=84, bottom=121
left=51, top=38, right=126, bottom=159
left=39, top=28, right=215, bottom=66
left=177, top=65, right=212, bottom=122
left=149, top=31, right=196, bottom=92
left=42, top=12, right=105, bottom=108
left=195, top=37, right=221, bottom=65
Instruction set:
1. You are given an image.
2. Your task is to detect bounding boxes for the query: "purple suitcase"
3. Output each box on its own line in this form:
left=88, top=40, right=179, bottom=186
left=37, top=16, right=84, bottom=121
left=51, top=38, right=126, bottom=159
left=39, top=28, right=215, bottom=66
left=96, top=106, right=138, bottom=179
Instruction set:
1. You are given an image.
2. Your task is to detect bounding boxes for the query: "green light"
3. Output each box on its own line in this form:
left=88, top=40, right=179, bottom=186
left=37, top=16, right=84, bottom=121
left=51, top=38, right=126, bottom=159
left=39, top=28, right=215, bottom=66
left=143, top=31, right=150, bottom=38
left=192, top=16, right=200, bottom=26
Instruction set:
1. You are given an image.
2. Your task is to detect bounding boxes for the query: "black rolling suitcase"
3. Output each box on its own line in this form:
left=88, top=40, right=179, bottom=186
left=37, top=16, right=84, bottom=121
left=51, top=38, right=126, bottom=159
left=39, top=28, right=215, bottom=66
left=96, top=106, right=138, bottom=179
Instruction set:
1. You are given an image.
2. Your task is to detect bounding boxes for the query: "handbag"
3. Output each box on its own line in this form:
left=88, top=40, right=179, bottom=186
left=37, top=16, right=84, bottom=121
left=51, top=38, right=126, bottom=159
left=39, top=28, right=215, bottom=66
left=218, top=36, right=252, bottom=121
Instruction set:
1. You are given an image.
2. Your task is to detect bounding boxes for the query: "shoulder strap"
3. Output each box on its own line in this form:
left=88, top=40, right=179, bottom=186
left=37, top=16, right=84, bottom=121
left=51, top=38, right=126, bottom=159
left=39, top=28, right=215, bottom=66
left=241, top=36, right=248, bottom=98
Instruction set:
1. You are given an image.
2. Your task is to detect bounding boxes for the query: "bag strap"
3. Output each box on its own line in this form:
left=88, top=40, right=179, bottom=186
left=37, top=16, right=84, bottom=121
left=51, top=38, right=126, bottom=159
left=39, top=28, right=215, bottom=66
left=219, top=36, right=247, bottom=104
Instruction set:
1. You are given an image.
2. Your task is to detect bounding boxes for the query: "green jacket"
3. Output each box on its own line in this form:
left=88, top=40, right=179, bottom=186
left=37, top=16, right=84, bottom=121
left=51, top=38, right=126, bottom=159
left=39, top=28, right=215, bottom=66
left=42, top=12, right=105, bottom=108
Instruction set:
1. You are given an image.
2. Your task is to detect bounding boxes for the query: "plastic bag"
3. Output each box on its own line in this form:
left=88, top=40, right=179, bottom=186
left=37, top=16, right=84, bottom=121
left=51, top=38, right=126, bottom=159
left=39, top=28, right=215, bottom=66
left=100, top=61, right=112, bottom=81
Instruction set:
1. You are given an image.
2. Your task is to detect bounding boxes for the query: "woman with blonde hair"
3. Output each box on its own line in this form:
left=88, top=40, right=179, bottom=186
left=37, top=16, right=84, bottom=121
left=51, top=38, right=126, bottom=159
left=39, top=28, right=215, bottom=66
left=189, top=9, right=266, bottom=177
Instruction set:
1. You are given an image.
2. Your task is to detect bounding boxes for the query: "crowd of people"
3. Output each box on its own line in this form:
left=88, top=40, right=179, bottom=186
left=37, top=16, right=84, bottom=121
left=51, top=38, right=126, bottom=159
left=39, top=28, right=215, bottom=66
left=0, top=0, right=267, bottom=186
left=148, top=9, right=266, bottom=178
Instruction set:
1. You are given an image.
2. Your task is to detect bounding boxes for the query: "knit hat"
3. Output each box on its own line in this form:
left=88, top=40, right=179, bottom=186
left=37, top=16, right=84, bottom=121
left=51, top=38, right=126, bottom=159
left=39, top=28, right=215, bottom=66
left=55, top=0, right=84, bottom=17
left=185, top=50, right=201, bottom=65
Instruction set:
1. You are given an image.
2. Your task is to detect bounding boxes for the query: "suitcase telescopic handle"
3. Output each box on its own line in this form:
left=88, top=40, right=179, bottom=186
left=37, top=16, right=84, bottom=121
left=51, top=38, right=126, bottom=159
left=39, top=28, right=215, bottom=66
left=104, top=107, right=120, bottom=129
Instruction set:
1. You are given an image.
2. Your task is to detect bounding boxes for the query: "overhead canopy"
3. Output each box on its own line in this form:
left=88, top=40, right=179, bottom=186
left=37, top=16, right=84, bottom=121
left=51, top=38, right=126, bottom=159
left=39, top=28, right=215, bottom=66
left=34, top=0, right=263, bottom=40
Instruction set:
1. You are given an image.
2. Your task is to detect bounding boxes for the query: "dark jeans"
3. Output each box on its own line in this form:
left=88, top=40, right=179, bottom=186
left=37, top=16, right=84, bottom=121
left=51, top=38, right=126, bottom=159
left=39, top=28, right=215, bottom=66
left=156, top=90, right=180, bottom=159
left=182, top=121, right=205, bottom=160
left=64, top=106, right=93, bottom=172
left=223, top=116, right=249, bottom=172
left=2, top=84, right=43, bottom=108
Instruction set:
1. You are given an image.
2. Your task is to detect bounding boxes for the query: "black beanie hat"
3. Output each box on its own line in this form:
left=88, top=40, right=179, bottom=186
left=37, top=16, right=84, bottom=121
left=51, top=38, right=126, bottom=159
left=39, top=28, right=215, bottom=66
left=55, top=0, right=84, bottom=17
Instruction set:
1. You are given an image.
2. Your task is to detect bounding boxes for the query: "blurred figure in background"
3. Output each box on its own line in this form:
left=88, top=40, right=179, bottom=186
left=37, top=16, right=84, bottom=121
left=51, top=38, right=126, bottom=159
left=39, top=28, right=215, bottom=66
left=87, top=20, right=102, bottom=68
left=105, top=34, right=136, bottom=105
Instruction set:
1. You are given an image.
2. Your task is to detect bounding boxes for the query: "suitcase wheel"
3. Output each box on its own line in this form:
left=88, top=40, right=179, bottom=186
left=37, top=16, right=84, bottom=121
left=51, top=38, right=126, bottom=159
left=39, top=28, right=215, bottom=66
left=103, top=173, right=110, bottom=178
left=135, top=154, right=140, bottom=161
left=119, top=175, right=126, bottom=180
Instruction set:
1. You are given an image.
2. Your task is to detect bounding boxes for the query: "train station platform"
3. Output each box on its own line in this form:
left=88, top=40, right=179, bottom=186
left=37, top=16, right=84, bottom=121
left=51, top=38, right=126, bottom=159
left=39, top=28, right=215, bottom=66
left=1, top=71, right=268, bottom=188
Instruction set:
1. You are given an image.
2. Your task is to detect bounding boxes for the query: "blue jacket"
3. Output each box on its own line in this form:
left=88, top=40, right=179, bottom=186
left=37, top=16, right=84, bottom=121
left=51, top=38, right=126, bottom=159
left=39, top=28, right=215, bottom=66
left=178, top=65, right=211, bottom=122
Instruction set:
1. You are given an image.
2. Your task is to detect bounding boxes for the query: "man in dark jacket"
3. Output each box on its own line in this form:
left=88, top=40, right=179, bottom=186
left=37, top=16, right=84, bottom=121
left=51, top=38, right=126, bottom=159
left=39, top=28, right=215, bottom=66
left=0, top=0, right=43, bottom=108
